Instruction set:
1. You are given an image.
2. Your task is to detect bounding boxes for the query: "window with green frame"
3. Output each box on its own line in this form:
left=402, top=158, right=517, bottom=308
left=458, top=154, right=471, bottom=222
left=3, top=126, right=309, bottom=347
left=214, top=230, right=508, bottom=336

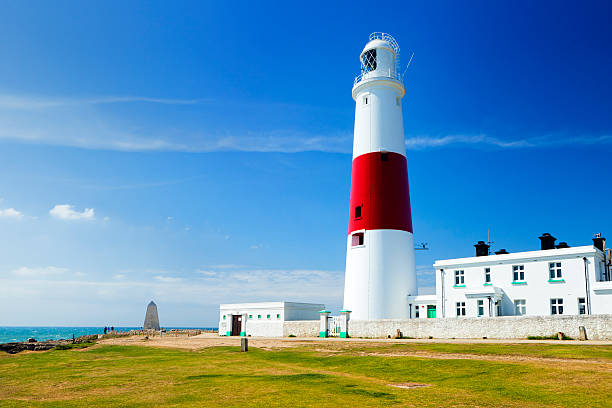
left=276, top=314, right=280, bottom=319
left=257, top=314, right=261, bottom=319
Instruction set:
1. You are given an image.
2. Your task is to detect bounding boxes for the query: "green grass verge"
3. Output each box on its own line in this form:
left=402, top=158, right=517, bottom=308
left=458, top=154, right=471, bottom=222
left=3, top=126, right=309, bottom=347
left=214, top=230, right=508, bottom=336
left=0, top=343, right=610, bottom=407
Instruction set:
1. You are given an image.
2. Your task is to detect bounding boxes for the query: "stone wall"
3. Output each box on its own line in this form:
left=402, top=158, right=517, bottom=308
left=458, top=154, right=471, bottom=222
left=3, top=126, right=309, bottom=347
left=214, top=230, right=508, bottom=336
left=283, top=320, right=319, bottom=337
left=280, top=315, right=612, bottom=340
left=351, top=314, right=612, bottom=340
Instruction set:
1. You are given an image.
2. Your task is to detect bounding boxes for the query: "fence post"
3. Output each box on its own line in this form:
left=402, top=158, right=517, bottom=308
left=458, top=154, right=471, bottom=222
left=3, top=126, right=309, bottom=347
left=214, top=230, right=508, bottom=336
left=241, top=337, right=248, bottom=352
left=339, top=310, right=351, bottom=338
left=319, top=310, right=331, bottom=338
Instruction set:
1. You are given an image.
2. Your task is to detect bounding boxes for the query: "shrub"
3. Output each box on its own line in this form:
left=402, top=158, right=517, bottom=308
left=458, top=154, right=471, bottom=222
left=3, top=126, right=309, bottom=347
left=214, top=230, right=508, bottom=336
left=527, top=334, right=573, bottom=340
left=54, top=342, right=96, bottom=350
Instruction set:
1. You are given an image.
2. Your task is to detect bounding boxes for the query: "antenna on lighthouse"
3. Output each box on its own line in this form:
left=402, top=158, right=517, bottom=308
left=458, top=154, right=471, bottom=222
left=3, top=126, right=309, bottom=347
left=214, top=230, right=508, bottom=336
left=401, top=52, right=415, bottom=80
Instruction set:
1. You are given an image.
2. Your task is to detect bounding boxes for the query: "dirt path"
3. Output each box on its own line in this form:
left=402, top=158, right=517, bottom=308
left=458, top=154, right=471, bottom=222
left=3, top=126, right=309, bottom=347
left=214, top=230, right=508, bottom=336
left=98, top=333, right=316, bottom=350
left=355, top=351, right=612, bottom=369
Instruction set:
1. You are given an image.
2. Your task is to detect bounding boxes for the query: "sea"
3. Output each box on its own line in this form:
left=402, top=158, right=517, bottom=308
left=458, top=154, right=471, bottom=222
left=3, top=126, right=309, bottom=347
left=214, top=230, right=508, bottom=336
left=0, top=327, right=218, bottom=344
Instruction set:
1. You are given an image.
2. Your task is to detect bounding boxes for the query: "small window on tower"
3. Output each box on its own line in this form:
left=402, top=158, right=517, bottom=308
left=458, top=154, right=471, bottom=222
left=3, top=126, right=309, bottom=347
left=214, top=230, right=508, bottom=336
left=354, top=206, right=362, bottom=219
left=396, top=96, right=400, bottom=106
left=352, top=232, right=364, bottom=247
left=380, top=152, right=388, bottom=161
left=363, top=95, right=368, bottom=105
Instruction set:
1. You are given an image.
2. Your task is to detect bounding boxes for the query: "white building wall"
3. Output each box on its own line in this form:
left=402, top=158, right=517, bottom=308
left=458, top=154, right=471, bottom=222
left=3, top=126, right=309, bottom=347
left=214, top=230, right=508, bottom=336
left=407, top=295, right=437, bottom=319
left=434, top=246, right=611, bottom=318
left=219, top=302, right=324, bottom=337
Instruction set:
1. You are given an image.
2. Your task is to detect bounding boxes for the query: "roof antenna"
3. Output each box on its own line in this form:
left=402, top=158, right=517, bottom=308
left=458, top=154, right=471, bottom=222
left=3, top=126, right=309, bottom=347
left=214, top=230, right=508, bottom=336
left=415, top=242, right=429, bottom=251
left=487, top=229, right=495, bottom=255
left=401, top=52, right=415, bottom=80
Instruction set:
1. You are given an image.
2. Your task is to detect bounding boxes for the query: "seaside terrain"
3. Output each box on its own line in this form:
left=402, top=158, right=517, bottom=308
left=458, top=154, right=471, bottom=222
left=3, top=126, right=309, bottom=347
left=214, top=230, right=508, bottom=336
left=0, top=327, right=216, bottom=344
left=1, top=334, right=611, bottom=407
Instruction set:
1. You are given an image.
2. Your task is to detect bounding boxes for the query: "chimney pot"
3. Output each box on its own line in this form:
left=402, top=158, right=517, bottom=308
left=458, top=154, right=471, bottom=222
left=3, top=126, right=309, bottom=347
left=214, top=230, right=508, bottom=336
left=593, top=235, right=606, bottom=251
left=474, top=241, right=490, bottom=257
left=538, top=233, right=557, bottom=250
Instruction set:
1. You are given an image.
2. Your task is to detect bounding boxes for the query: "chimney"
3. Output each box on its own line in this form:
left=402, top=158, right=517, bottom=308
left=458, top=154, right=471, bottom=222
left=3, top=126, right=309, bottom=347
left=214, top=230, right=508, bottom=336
left=474, top=241, right=490, bottom=257
left=495, top=249, right=509, bottom=255
left=593, top=234, right=606, bottom=252
left=538, top=233, right=556, bottom=250
left=555, top=242, right=570, bottom=249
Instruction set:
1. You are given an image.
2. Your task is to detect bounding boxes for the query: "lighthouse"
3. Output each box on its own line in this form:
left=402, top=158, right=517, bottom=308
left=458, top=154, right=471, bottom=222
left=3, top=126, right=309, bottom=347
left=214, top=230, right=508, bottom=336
left=343, top=33, right=417, bottom=320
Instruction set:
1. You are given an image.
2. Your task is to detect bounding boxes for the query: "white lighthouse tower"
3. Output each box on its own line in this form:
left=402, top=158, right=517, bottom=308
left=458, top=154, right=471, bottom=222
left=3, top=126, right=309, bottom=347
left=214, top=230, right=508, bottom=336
left=343, top=33, right=417, bottom=320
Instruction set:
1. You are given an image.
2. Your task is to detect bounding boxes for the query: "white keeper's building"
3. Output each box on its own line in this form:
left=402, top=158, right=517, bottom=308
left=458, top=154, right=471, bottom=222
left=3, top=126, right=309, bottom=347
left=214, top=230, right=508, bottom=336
left=219, top=302, right=324, bottom=337
left=426, top=234, right=612, bottom=319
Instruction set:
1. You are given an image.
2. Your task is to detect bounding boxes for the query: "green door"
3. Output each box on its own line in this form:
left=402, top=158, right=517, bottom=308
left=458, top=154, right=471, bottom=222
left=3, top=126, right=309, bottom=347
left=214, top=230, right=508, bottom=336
left=427, top=305, right=437, bottom=318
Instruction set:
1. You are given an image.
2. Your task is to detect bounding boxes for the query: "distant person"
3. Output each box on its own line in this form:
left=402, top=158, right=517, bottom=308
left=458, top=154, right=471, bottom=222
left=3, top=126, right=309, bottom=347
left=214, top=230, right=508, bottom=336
left=111, top=326, right=114, bottom=332
left=104, top=327, right=107, bottom=335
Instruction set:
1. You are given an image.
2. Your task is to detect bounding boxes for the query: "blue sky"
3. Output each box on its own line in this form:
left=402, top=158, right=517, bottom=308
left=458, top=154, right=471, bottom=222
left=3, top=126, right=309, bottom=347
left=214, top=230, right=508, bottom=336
left=1, top=1, right=611, bottom=326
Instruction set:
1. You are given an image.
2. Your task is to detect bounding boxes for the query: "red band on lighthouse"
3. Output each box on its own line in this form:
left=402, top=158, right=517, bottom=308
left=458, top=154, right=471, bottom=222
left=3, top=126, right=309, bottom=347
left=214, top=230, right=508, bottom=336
left=348, top=151, right=413, bottom=234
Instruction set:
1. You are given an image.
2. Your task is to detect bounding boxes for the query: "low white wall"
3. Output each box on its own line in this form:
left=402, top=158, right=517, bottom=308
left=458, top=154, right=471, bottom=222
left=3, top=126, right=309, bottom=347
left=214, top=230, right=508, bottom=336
left=278, top=315, right=612, bottom=340
left=246, top=321, right=283, bottom=337
left=283, top=320, right=319, bottom=337
left=350, top=314, right=612, bottom=340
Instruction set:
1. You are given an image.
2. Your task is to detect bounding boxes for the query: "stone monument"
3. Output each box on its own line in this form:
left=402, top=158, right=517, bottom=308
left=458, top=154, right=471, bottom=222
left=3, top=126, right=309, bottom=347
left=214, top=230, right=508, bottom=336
left=143, top=301, right=160, bottom=330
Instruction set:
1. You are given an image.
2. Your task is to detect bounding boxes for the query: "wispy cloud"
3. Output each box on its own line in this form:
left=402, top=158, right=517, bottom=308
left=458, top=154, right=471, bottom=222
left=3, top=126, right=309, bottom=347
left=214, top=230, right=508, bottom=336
left=405, top=134, right=612, bottom=150
left=49, top=204, right=95, bottom=220
left=2, top=266, right=343, bottom=306
left=2, top=93, right=609, bottom=154
left=416, top=264, right=435, bottom=276
left=153, top=275, right=183, bottom=283
left=13, top=266, right=68, bottom=277
left=206, top=264, right=249, bottom=269
left=0, top=207, right=23, bottom=219
left=0, top=95, right=204, bottom=110
left=196, top=270, right=218, bottom=277
left=0, top=112, right=351, bottom=153
left=417, top=286, right=436, bottom=296
left=0, top=92, right=352, bottom=153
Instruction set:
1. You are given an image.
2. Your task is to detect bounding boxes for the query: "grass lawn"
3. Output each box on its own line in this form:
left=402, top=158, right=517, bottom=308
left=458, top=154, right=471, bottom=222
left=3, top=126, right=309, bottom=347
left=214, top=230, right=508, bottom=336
left=1, top=342, right=611, bottom=407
